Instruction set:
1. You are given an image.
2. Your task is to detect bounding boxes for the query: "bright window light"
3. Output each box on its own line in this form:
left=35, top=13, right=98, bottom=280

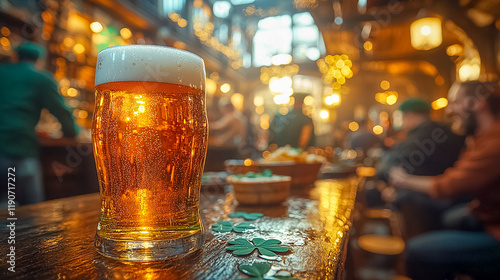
left=230, top=0, right=254, bottom=5
left=213, top=1, right=231, bottom=18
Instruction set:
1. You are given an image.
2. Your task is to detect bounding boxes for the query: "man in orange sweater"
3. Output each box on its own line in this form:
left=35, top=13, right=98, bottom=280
left=390, top=81, right=500, bottom=280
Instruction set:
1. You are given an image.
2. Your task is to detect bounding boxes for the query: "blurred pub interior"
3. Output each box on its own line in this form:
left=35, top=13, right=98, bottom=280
left=1, top=1, right=499, bottom=213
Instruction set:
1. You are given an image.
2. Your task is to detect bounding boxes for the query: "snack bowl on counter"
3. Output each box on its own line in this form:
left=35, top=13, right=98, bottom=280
left=227, top=170, right=291, bottom=205
left=225, top=147, right=325, bottom=187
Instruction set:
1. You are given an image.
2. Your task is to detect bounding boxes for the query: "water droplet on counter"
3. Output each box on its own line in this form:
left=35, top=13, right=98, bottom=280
left=274, top=271, right=292, bottom=277
left=259, top=254, right=281, bottom=261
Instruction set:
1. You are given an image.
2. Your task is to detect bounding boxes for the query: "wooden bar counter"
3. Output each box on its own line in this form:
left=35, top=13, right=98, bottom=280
left=0, top=178, right=358, bottom=279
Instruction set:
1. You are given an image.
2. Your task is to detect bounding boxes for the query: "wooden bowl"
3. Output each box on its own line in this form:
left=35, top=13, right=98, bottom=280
left=225, top=160, right=322, bottom=187
left=227, top=176, right=291, bottom=205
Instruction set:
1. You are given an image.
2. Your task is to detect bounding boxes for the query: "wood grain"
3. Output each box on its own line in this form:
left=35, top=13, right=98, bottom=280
left=0, top=178, right=358, bottom=280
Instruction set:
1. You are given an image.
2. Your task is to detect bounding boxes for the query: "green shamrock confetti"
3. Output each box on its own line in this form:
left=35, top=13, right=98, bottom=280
left=238, top=262, right=270, bottom=278
left=233, top=262, right=299, bottom=280
left=233, top=222, right=255, bottom=233
left=227, top=238, right=289, bottom=256
left=212, top=221, right=234, bottom=233
left=212, top=221, right=255, bottom=233
left=262, top=169, right=273, bottom=177
left=230, top=212, right=264, bottom=221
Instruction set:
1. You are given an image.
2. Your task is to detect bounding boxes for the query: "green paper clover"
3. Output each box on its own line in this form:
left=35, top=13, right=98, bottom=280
left=233, top=262, right=299, bottom=280
left=227, top=238, right=289, bottom=256
left=229, top=212, right=264, bottom=221
left=238, top=262, right=271, bottom=278
left=212, top=221, right=234, bottom=232
left=212, top=221, right=255, bottom=233
left=234, top=222, right=256, bottom=233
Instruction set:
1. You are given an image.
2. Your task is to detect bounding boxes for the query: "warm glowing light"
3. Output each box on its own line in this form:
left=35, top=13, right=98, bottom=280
left=59, top=78, right=70, bottom=88
left=373, top=125, right=384, bottom=135
left=349, top=121, right=359, bottom=131
left=273, top=94, right=290, bottom=105
left=325, top=93, right=341, bottom=106
left=78, top=110, right=88, bottom=119
left=220, top=83, right=231, bottom=93
left=420, top=25, right=431, bottom=36
left=432, top=97, right=448, bottom=110
left=363, top=41, right=373, bottom=51
left=260, top=114, right=270, bottom=130
left=458, top=62, right=480, bottom=82
left=254, top=96, right=264, bottom=106
left=320, top=110, right=329, bottom=120
left=67, top=88, right=78, bottom=97
left=410, top=17, right=442, bottom=50
left=304, top=95, right=315, bottom=106
left=73, top=43, right=85, bottom=54
left=262, top=150, right=271, bottom=159
left=1, top=27, right=10, bottom=37
left=173, top=41, right=186, bottom=49
left=120, top=28, right=132, bottom=40
left=243, top=158, right=254, bottom=166
left=255, top=105, right=265, bottom=114
left=386, top=94, right=398, bottom=105
left=341, top=66, right=350, bottom=76
left=0, top=37, right=10, bottom=47
left=178, top=19, right=188, bottom=28
left=206, top=78, right=217, bottom=96
left=446, top=44, right=463, bottom=56
left=380, top=80, right=390, bottom=90
left=90, top=22, right=103, bottom=33
left=230, top=93, right=244, bottom=111
left=272, top=54, right=293, bottom=65
left=63, top=37, right=75, bottom=47
left=269, top=76, right=292, bottom=94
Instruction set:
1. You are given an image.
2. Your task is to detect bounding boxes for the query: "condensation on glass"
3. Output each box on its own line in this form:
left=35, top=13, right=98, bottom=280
left=92, top=45, right=208, bottom=262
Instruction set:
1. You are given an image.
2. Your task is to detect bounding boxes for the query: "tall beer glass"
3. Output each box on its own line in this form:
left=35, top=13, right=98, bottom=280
left=92, top=45, right=207, bottom=261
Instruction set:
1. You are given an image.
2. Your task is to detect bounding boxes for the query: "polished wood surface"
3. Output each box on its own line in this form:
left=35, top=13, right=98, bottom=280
left=0, top=178, right=358, bottom=279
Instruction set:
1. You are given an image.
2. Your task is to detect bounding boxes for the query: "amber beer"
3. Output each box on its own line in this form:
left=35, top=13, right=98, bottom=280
left=92, top=45, right=207, bottom=261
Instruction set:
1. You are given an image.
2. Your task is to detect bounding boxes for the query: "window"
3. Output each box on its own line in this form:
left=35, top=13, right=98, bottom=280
left=252, top=13, right=325, bottom=67
left=162, top=0, right=185, bottom=14
left=253, top=15, right=292, bottom=67
left=292, top=12, right=323, bottom=62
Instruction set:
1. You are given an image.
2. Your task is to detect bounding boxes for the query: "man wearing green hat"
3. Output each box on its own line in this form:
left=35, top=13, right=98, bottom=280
left=0, top=41, right=78, bottom=206
left=376, top=97, right=466, bottom=238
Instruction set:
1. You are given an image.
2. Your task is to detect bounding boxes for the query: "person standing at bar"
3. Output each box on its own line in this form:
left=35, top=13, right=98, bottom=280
left=0, top=41, right=78, bottom=206
left=390, top=81, right=500, bottom=280
left=269, top=93, right=315, bottom=149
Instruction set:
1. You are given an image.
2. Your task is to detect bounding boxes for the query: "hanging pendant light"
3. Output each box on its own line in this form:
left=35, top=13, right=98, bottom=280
left=410, top=16, right=442, bottom=50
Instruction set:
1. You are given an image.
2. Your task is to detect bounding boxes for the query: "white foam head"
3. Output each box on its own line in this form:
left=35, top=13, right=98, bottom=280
left=95, top=45, right=205, bottom=91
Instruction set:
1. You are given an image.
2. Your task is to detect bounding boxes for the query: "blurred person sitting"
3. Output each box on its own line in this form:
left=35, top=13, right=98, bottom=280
left=390, top=81, right=500, bottom=280
left=376, top=98, right=466, bottom=237
left=209, top=100, right=246, bottom=148
left=269, top=93, right=315, bottom=149
left=0, top=42, right=78, bottom=206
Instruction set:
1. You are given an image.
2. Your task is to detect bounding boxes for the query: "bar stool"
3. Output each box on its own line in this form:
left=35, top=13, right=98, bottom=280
left=351, top=167, right=406, bottom=280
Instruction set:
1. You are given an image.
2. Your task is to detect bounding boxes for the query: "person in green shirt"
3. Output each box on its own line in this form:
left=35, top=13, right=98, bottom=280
left=269, top=93, right=315, bottom=149
left=0, top=41, right=78, bottom=206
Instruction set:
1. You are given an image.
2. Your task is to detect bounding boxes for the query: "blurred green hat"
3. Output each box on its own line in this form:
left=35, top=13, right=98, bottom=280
left=398, top=98, right=431, bottom=114
left=15, top=41, right=46, bottom=61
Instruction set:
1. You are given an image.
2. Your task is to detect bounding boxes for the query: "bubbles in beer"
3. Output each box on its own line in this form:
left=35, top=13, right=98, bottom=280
left=93, top=81, right=207, bottom=241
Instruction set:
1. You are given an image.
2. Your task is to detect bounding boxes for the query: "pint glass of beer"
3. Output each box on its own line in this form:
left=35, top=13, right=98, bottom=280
left=92, top=45, right=207, bottom=261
